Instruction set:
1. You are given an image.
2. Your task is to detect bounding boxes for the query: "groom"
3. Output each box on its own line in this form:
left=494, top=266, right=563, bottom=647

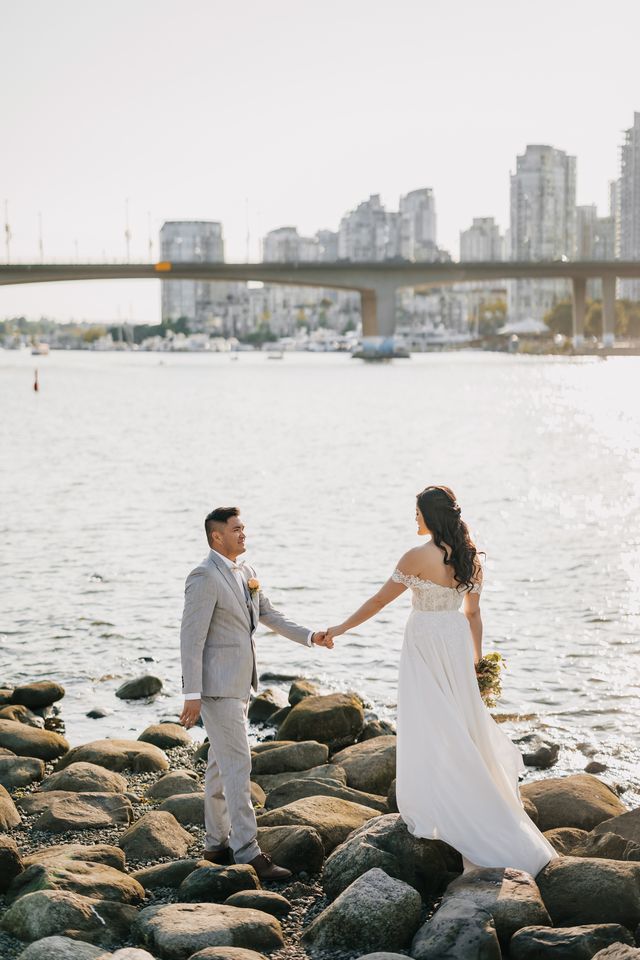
left=179, top=506, right=332, bottom=880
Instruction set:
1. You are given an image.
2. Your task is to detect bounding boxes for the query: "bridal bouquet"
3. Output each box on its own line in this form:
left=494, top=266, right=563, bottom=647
left=475, top=652, right=506, bottom=707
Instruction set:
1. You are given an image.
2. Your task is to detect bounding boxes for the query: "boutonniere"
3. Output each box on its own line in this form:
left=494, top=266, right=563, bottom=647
left=247, top=578, right=260, bottom=596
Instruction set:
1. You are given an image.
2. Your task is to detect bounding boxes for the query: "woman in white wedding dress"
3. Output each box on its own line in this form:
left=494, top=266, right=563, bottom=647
left=325, top=484, right=557, bottom=876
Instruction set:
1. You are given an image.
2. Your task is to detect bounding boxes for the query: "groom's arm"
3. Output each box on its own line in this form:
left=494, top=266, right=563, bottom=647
left=180, top=566, right=218, bottom=696
left=258, top=590, right=314, bottom=647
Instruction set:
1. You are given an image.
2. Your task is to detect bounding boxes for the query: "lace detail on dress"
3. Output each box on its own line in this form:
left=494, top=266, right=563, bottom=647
left=392, top=568, right=482, bottom=612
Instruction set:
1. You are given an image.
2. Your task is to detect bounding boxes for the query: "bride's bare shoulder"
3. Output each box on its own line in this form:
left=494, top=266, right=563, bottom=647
left=396, top=546, right=428, bottom=573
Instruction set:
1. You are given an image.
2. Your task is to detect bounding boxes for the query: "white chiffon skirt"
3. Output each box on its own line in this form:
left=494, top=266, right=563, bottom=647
left=396, top=609, right=557, bottom=877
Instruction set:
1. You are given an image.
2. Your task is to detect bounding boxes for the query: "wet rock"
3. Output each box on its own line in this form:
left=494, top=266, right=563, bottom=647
left=586, top=760, right=609, bottom=774
left=11, top=680, right=65, bottom=709
left=521, top=774, right=627, bottom=831
left=16, top=936, right=108, bottom=959
left=0, top=718, right=68, bottom=760
left=536, top=855, right=640, bottom=928
left=20, top=791, right=133, bottom=832
left=303, top=867, right=421, bottom=952
left=0, top=889, right=137, bottom=946
left=359, top=719, right=396, bottom=740
left=179, top=863, right=260, bottom=902
left=159, top=791, right=204, bottom=826
left=86, top=707, right=111, bottom=719
left=0, top=782, right=21, bottom=828
left=115, top=675, right=163, bottom=699
left=0, top=755, right=45, bottom=789
left=544, top=827, right=589, bottom=855
left=224, top=889, right=291, bottom=917
left=131, top=858, right=201, bottom=890
left=263, top=776, right=388, bottom=813
left=56, top=738, right=169, bottom=773
left=509, top=922, right=634, bottom=959
left=410, top=896, right=501, bottom=960
left=0, top=703, right=44, bottom=727
left=118, top=810, right=194, bottom=861
left=8, top=859, right=145, bottom=905
left=517, top=734, right=560, bottom=769
left=248, top=689, right=287, bottom=724
left=23, top=843, right=125, bottom=872
left=322, top=813, right=457, bottom=901
left=146, top=768, right=200, bottom=799
left=276, top=693, right=365, bottom=750
left=133, top=902, right=284, bottom=957
left=257, top=825, right=325, bottom=874
left=138, top=722, right=192, bottom=749
left=252, top=762, right=347, bottom=793
left=444, top=867, right=551, bottom=947
left=288, top=679, right=319, bottom=706
left=574, top=831, right=640, bottom=861
left=330, top=736, right=397, bottom=794
left=40, top=761, right=128, bottom=794
left=268, top=705, right=291, bottom=727
left=257, top=795, right=380, bottom=854
left=0, top=688, right=15, bottom=705
left=251, top=740, right=328, bottom=775
left=593, top=807, right=640, bottom=846
left=0, top=835, right=23, bottom=893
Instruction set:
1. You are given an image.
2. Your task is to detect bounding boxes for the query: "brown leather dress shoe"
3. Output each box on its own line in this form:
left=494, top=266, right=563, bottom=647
left=247, top=852, right=292, bottom=880
left=202, top=847, right=233, bottom=865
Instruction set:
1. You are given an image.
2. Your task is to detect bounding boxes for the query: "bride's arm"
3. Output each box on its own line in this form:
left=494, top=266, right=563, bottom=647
left=326, top=576, right=407, bottom=641
left=463, top=569, right=483, bottom=664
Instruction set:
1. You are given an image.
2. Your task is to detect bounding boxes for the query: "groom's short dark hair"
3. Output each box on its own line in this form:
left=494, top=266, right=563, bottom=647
left=205, top=506, right=240, bottom=543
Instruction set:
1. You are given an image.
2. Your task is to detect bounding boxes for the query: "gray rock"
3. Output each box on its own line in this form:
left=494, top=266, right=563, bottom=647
left=178, top=863, right=260, bottom=902
left=132, top=858, right=201, bottom=890
left=517, top=734, right=560, bottom=769
left=0, top=781, right=22, bottom=828
left=288, top=679, right=319, bottom=706
left=0, top=889, right=137, bottom=946
left=119, top=810, right=194, bottom=861
left=159, top=792, right=204, bottom=826
left=536, top=855, right=640, bottom=928
left=40, top=761, right=128, bottom=794
left=444, top=867, right=551, bottom=947
left=387, top=778, right=397, bottom=812
left=521, top=775, right=627, bottom=831
left=11, top=680, right=65, bottom=708
left=224, top=889, right=291, bottom=917
left=252, top=762, right=347, bottom=793
left=410, top=896, right=501, bottom=960
left=16, top=936, right=107, bottom=959
left=593, top=807, right=640, bottom=846
left=330, top=736, right=397, bottom=794
left=509, top=922, right=634, bottom=960
left=0, top=755, right=45, bottom=789
left=133, top=902, right=284, bottom=958
left=257, top=825, right=325, bottom=874
left=23, top=843, right=125, bottom=872
left=586, top=761, right=609, bottom=775
left=137, top=722, right=192, bottom=749
left=0, top=835, right=23, bottom=893
left=303, top=867, right=421, bottom=952
left=110, top=951, right=156, bottom=960
left=86, top=707, right=111, bottom=719
left=591, top=946, right=640, bottom=959
left=359, top=719, right=396, bottom=740
left=322, top=813, right=458, bottom=901
left=22, top=791, right=133, bottom=832
left=276, top=693, right=365, bottom=750
left=56, top=738, right=169, bottom=773
left=356, top=955, right=411, bottom=960
left=115, top=675, right=163, bottom=699
left=264, top=776, right=388, bottom=813
left=251, top=740, right=294, bottom=754
left=257, top=795, right=380, bottom=854
left=251, top=740, right=328, bottom=775
left=188, top=949, right=267, bottom=960
left=0, top=718, right=68, bottom=760
left=146, top=769, right=200, bottom=799
left=248, top=689, right=287, bottom=723
left=8, top=859, right=145, bottom=905
left=544, top=827, right=589, bottom=855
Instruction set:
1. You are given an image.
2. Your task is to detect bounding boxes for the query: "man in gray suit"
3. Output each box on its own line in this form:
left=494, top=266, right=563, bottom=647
left=179, top=506, right=332, bottom=880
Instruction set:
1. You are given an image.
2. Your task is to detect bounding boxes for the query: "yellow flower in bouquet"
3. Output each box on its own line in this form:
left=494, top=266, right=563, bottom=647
left=475, top=652, right=506, bottom=708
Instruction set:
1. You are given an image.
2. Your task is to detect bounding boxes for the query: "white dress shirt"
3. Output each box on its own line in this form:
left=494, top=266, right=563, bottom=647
left=184, top=550, right=314, bottom=700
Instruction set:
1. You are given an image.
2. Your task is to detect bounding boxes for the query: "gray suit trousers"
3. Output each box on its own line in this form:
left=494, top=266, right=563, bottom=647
left=199, top=695, right=260, bottom=863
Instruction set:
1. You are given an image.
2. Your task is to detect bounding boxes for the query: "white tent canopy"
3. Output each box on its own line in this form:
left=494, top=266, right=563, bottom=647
left=497, top=317, right=549, bottom=336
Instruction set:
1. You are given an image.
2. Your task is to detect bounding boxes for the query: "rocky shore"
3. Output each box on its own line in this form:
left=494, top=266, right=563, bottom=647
left=1, top=676, right=640, bottom=960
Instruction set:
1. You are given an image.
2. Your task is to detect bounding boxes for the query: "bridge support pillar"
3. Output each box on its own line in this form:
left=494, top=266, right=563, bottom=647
left=571, top=277, right=586, bottom=348
left=360, top=283, right=398, bottom=338
left=602, top=275, right=616, bottom=347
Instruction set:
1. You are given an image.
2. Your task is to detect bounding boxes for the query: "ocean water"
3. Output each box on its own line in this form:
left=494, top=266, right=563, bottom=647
left=1, top=349, right=639, bottom=801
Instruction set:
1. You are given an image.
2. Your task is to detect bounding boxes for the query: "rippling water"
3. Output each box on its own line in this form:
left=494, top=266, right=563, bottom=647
left=1, top=350, right=639, bottom=802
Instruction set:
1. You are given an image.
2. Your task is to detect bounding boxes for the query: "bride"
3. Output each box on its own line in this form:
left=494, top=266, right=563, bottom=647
left=325, top=484, right=557, bottom=876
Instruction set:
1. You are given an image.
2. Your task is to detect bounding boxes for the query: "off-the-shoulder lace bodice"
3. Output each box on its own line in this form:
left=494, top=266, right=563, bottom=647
left=392, top=568, right=482, bottom=612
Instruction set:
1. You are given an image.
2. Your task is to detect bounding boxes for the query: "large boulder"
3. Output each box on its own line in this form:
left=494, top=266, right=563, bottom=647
left=288, top=678, right=319, bottom=705
left=15, top=936, right=108, bottom=959
left=7, top=859, right=145, bottom=905
left=593, top=807, right=640, bottom=845
left=276, top=693, right=365, bottom=750
left=133, top=902, right=284, bottom=958
left=248, top=689, right=287, bottom=724
left=118, top=810, right=194, bottom=861
left=40, top=762, right=128, bottom=794
left=536, top=856, right=640, bottom=929
left=256, top=825, right=324, bottom=874
left=11, top=680, right=65, bottom=708
left=146, top=769, right=200, bottom=799
left=0, top=835, right=23, bottom=893
left=23, top=843, right=125, bottom=872
left=115, top=675, right=163, bottom=699
left=0, top=755, right=45, bottom=790
left=251, top=740, right=328, bottom=775
left=263, top=776, right=388, bottom=813
left=138, top=722, right=192, bottom=749
left=444, top=867, right=551, bottom=948
left=544, top=827, right=589, bottom=856
left=0, top=703, right=43, bottom=726
left=178, top=863, right=260, bottom=902
left=0, top=781, right=21, bottom=828
left=359, top=719, right=396, bottom=740
left=573, top=831, right=640, bottom=862
left=20, top=791, right=133, bottom=832
left=322, top=813, right=458, bottom=901
left=410, top=896, right=501, bottom=960
left=302, top=867, right=421, bottom=953
left=0, top=719, right=68, bottom=760
left=56, top=739, right=168, bottom=773
left=0, top=889, right=137, bottom=946
left=509, top=923, right=635, bottom=960
left=224, top=889, right=291, bottom=918
left=252, top=763, right=347, bottom=793
left=520, top=775, right=627, bottom=831
left=257, top=795, right=380, bottom=854
left=159, top=792, right=204, bottom=826
left=132, top=858, right=202, bottom=890
left=591, top=947, right=640, bottom=959
left=330, top=736, right=397, bottom=794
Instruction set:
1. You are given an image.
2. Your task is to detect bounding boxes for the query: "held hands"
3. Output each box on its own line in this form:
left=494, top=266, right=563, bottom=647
left=311, top=631, right=334, bottom=649
left=179, top=698, right=201, bottom=729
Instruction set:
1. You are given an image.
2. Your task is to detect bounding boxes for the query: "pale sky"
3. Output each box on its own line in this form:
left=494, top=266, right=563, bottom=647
left=1, top=0, right=638, bottom=322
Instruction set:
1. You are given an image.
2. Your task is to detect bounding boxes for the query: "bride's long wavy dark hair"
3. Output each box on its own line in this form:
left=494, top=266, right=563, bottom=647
left=416, top=485, right=483, bottom=592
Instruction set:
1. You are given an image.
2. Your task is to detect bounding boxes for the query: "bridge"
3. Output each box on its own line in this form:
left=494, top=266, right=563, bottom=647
left=2, top=260, right=640, bottom=343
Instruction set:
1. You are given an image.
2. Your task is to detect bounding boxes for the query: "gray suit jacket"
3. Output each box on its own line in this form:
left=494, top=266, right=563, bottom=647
left=180, top=550, right=311, bottom=698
